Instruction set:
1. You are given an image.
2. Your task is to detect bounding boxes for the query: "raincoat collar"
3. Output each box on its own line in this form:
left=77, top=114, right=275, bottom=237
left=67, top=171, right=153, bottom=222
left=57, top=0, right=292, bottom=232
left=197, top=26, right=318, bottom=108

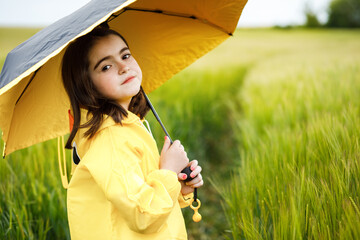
left=98, top=110, right=141, bottom=132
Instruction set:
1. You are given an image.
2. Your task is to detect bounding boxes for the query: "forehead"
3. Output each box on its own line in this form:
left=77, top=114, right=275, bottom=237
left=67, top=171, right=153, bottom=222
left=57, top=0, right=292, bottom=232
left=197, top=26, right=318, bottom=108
left=89, top=34, right=127, bottom=60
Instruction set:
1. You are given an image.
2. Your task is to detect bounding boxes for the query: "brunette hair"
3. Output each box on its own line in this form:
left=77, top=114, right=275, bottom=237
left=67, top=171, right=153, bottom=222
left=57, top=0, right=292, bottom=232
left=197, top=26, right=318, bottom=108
left=62, top=26, right=149, bottom=149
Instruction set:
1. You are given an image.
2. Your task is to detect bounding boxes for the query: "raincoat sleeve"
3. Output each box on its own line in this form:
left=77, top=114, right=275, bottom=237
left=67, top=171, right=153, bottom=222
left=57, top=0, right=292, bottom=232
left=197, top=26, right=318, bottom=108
left=83, top=127, right=181, bottom=234
left=178, top=193, right=193, bottom=208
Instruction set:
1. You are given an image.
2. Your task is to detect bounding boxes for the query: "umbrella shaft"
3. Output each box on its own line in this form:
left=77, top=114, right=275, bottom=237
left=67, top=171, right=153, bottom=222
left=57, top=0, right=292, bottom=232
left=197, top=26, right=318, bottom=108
left=141, top=87, right=173, bottom=143
left=140, top=87, right=197, bottom=201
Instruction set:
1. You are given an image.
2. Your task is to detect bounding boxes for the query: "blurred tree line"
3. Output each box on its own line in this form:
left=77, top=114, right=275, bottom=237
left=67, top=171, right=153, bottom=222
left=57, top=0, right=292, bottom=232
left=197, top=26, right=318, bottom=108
left=305, top=0, right=360, bottom=28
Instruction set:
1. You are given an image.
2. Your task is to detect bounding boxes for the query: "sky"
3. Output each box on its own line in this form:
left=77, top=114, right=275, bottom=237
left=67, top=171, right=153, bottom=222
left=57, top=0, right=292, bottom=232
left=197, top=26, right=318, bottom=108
left=0, top=0, right=332, bottom=28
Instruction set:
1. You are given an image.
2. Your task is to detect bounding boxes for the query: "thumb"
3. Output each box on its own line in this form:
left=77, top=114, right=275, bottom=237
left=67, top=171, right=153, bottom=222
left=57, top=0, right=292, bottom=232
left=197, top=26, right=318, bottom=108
left=161, top=136, right=171, bottom=155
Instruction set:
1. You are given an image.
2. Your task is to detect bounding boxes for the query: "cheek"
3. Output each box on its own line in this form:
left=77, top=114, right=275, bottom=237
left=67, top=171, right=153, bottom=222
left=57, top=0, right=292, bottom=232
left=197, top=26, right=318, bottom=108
left=91, top=75, right=103, bottom=91
left=132, top=61, right=142, bottom=81
left=92, top=75, right=112, bottom=95
left=137, top=67, right=143, bottom=81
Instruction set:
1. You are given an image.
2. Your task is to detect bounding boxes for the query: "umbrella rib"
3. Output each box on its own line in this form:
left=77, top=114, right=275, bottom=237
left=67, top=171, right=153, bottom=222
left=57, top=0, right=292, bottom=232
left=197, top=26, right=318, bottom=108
left=15, top=69, right=39, bottom=105
left=108, top=7, right=232, bottom=36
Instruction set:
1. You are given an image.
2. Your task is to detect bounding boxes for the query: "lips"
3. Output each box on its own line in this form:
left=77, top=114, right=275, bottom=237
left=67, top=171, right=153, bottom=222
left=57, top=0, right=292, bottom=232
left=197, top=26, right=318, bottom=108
left=121, top=76, right=135, bottom=85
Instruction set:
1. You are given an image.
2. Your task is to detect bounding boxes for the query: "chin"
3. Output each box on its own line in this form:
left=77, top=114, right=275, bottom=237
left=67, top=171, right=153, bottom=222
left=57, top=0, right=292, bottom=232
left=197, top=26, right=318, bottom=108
left=132, top=84, right=141, bottom=95
left=126, top=85, right=141, bottom=98
left=132, top=81, right=142, bottom=94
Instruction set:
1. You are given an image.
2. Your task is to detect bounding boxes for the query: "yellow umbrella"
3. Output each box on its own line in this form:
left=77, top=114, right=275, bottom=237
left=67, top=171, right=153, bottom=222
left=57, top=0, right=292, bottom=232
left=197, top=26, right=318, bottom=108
left=0, top=0, right=247, bottom=156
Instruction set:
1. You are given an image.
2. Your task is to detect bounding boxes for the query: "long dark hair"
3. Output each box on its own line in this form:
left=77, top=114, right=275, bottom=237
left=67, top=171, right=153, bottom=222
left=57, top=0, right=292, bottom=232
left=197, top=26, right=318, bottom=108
left=62, top=26, right=149, bottom=149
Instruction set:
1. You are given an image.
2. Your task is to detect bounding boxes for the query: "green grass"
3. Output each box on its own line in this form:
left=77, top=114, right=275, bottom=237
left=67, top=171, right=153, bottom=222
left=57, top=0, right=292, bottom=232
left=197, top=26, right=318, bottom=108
left=1, top=27, right=360, bottom=239
left=216, top=29, right=360, bottom=239
left=222, top=65, right=360, bottom=239
left=146, top=68, right=247, bottom=239
left=0, top=140, right=70, bottom=239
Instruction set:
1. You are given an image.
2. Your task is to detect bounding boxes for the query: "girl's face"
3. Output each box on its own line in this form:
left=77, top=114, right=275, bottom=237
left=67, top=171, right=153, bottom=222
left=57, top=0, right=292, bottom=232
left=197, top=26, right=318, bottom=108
left=88, top=34, right=142, bottom=110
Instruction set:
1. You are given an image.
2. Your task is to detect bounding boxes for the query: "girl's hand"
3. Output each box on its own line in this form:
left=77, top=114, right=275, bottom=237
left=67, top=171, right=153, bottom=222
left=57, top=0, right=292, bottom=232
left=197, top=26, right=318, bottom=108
left=178, top=160, right=203, bottom=195
left=160, top=136, right=189, bottom=174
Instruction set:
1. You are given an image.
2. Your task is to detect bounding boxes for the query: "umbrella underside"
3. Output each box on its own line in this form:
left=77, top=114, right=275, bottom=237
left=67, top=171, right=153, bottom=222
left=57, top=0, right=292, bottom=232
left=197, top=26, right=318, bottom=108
left=0, top=0, right=247, bottom=155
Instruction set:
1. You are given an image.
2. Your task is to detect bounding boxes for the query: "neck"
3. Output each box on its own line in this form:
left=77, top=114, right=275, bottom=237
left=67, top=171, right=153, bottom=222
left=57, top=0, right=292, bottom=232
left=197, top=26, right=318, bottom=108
left=119, top=99, right=131, bottom=110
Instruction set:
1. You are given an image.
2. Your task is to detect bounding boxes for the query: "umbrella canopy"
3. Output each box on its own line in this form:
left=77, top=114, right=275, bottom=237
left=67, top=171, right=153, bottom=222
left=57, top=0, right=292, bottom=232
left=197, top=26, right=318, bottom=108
left=0, top=0, right=247, bottom=155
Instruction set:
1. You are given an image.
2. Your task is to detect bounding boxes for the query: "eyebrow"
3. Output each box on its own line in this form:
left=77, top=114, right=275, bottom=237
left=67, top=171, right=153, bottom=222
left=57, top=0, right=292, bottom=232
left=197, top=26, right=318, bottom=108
left=93, top=47, right=129, bottom=70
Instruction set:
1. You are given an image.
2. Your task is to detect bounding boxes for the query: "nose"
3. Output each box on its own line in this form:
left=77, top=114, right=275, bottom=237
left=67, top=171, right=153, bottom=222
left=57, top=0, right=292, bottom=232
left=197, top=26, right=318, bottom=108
left=118, top=61, right=129, bottom=74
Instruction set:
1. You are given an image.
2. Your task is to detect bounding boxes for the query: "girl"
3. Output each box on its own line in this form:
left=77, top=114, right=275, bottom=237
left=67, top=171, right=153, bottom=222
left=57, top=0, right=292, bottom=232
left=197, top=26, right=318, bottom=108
left=61, top=26, right=203, bottom=239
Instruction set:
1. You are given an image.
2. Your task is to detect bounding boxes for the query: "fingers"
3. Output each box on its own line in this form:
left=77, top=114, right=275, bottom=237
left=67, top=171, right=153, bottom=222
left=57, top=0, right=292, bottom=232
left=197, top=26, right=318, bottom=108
left=185, top=164, right=203, bottom=187
left=172, top=139, right=181, bottom=147
left=161, top=136, right=171, bottom=155
left=187, top=160, right=200, bottom=179
left=185, top=173, right=203, bottom=188
left=189, top=160, right=198, bottom=171
left=160, top=138, right=189, bottom=174
left=172, top=140, right=185, bottom=151
left=171, top=140, right=188, bottom=160
left=190, top=165, right=202, bottom=178
left=179, top=164, right=202, bottom=182
left=178, top=158, right=204, bottom=190
left=191, top=179, right=204, bottom=188
left=178, top=173, right=188, bottom=181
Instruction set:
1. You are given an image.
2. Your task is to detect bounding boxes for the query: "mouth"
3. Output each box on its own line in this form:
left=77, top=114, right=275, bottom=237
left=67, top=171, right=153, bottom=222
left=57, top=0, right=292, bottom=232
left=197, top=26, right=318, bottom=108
left=121, top=76, right=135, bottom=85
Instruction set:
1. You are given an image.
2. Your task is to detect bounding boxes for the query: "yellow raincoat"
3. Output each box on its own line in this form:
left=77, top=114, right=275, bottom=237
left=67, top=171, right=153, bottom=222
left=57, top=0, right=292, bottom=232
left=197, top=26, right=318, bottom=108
left=67, top=110, right=192, bottom=239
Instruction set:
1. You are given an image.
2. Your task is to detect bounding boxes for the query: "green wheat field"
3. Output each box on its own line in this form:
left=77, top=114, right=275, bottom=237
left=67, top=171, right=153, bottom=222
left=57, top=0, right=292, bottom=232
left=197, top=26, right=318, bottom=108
left=1, top=27, right=360, bottom=240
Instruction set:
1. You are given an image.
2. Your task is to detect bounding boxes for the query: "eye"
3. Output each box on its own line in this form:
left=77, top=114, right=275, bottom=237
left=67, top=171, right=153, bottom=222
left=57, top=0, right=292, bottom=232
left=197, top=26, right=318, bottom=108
left=122, top=53, right=131, bottom=60
left=102, top=65, right=111, bottom=71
